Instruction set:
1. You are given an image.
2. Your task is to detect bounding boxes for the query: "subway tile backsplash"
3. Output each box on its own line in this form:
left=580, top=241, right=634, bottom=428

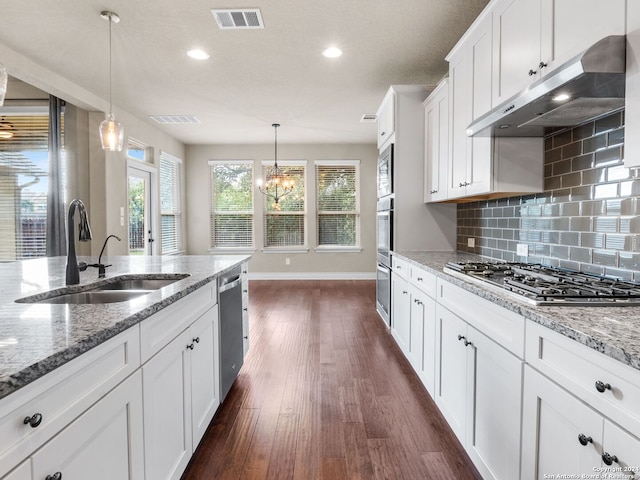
left=456, top=110, right=640, bottom=280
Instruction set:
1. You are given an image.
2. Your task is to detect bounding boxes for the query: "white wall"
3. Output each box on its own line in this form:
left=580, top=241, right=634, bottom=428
left=185, top=143, right=378, bottom=277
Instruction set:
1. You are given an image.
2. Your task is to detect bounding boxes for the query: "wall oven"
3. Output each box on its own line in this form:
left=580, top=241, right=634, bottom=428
left=376, top=194, right=393, bottom=326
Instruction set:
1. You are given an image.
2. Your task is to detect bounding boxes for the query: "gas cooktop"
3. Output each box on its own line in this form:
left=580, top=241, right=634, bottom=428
left=444, top=261, right=640, bottom=306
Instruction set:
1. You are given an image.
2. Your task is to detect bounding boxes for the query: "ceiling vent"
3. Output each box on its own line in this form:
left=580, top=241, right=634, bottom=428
left=360, top=114, right=377, bottom=123
left=149, top=115, right=201, bottom=125
left=211, top=9, right=264, bottom=29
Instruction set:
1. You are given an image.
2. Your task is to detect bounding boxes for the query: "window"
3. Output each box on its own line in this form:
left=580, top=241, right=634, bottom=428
left=210, top=161, right=254, bottom=249
left=263, top=161, right=306, bottom=249
left=315, top=160, right=360, bottom=250
left=0, top=108, right=53, bottom=261
left=127, top=138, right=151, bottom=163
left=159, top=152, right=183, bottom=254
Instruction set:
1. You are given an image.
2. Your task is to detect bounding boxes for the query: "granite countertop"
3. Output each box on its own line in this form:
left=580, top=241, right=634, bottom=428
left=394, top=250, right=640, bottom=372
left=0, top=255, right=250, bottom=400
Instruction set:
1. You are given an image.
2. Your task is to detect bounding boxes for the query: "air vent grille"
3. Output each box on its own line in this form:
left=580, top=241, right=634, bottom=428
left=149, top=115, right=201, bottom=125
left=211, top=9, right=264, bottom=29
left=360, top=114, right=377, bottom=123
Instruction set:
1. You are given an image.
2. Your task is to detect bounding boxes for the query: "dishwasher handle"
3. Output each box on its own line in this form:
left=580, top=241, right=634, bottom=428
left=219, top=275, right=241, bottom=293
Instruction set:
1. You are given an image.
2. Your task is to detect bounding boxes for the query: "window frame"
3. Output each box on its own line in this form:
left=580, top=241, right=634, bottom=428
left=261, top=159, right=309, bottom=253
left=209, top=160, right=256, bottom=253
left=314, top=159, right=361, bottom=253
left=159, top=151, right=184, bottom=255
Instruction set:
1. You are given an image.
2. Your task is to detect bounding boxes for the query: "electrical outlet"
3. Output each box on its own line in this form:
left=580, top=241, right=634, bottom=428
left=517, top=244, right=529, bottom=256
left=285, top=257, right=290, bottom=265
left=467, top=238, right=475, bottom=248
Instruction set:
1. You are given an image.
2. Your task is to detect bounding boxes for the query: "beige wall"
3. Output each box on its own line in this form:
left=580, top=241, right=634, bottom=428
left=185, top=143, right=378, bottom=276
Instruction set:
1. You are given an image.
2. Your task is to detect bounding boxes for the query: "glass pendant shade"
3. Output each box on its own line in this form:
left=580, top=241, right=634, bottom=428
left=99, top=113, right=124, bottom=151
left=257, top=123, right=294, bottom=204
left=0, top=63, right=7, bottom=107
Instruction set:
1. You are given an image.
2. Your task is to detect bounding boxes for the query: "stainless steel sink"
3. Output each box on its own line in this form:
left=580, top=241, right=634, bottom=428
left=15, top=273, right=190, bottom=304
left=34, top=290, right=152, bottom=304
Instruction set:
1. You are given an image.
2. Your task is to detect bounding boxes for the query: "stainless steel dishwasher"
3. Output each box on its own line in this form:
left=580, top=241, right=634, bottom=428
left=218, top=265, right=244, bottom=402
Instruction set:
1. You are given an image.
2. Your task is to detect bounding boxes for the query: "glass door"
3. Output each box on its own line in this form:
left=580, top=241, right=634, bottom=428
left=128, top=167, right=154, bottom=255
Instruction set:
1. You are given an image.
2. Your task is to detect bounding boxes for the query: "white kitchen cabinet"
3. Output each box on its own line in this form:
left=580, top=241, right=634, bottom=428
left=492, top=0, right=626, bottom=107
left=625, top=0, right=640, bottom=168
left=522, top=366, right=640, bottom=478
left=391, top=271, right=410, bottom=357
left=142, top=305, right=219, bottom=480
left=435, top=301, right=523, bottom=480
left=241, top=262, right=250, bottom=356
left=407, top=285, right=436, bottom=395
left=2, top=461, right=30, bottom=480
left=376, top=88, right=396, bottom=150
left=423, top=79, right=449, bottom=202
left=31, top=370, right=144, bottom=480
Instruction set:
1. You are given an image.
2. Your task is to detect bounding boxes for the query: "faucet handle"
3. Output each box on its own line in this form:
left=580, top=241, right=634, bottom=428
left=78, top=261, right=88, bottom=272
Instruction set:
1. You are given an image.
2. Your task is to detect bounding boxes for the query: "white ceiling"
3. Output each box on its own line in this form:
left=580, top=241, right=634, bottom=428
left=0, top=0, right=489, bottom=145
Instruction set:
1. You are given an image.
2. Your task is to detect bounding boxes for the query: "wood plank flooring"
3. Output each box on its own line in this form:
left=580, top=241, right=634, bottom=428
left=181, top=280, right=482, bottom=480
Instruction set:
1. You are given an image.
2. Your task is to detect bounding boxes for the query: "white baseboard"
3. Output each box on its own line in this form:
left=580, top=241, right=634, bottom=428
left=247, top=272, right=376, bottom=281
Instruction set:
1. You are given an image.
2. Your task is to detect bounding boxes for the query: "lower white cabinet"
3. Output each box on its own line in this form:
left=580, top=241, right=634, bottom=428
left=142, top=306, right=219, bottom=480
left=522, top=365, right=640, bottom=478
left=2, top=461, right=30, bottom=480
left=435, top=303, right=523, bottom=480
left=407, top=283, right=436, bottom=395
left=32, top=370, right=144, bottom=480
left=391, top=271, right=411, bottom=355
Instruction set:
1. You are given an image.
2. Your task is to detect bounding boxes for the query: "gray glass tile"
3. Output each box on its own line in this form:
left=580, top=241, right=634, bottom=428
left=595, top=112, right=623, bottom=133
left=592, top=249, right=618, bottom=267
left=561, top=202, right=580, bottom=216
left=545, top=176, right=561, bottom=190
left=503, top=229, right=515, bottom=240
left=573, top=123, right=594, bottom=140
left=509, top=218, right=520, bottom=229
left=541, top=231, right=559, bottom=244
left=608, top=127, right=624, bottom=147
left=552, top=159, right=572, bottom=176
left=620, top=251, right=640, bottom=270
left=561, top=172, right=582, bottom=188
left=535, top=244, right=551, bottom=256
left=583, top=134, right=607, bottom=154
left=593, top=183, right=618, bottom=199
left=571, top=186, right=592, bottom=201
left=550, top=245, right=569, bottom=259
left=502, top=251, right=516, bottom=262
left=620, top=198, right=637, bottom=216
left=570, top=246, right=592, bottom=263
left=605, top=199, right=622, bottom=216
left=619, top=180, right=640, bottom=197
left=559, top=259, right=581, bottom=271
left=581, top=200, right=606, bottom=216
left=605, top=234, right=633, bottom=251
left=607, top=165, right=630, bottom=182
left=581, top=263, right=605, bottom=275
left=562, top=141, right=582, bottom=158
left=572, top=154, right=594, bottom=171
left=550, top=217, right=569, bottom=230
left=580, top=232, right=605, bottom=249
left=559, top=231, right=580, bottom=246
left=541, top=204, right=560, bottom=217
left=604, top=267, right=634, bottom=281
left=553, top=130, right=573, bottom=148
left=570, top=217, right=592, bottom=232
left=595, top=146, right=622, bottom=167
left=497, top=239, right=509, bottom=250
left=552, top=189, right=571, bottom=202
left=581, top=168, right=606, bottom=186
left=544, top=164, right=553, bottom=178
left=545, top=136, right=553, bottom=151
left=594, top=216, right=619, bottom=233
left=620, top=216, right=640, bottom=234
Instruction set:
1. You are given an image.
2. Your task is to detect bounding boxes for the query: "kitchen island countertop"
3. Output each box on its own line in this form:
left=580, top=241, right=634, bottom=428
left=394, top=250, right=640, bottom=372
left=0, top=255, right=250, bottom=400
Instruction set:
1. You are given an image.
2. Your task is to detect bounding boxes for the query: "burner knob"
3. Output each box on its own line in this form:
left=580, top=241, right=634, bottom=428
left=504, top=270, right=514, bottom=276
left=482, top=270, right=494, bottom=276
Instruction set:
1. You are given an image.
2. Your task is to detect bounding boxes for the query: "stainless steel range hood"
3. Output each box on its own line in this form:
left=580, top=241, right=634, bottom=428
left=467, top=35, right=626, bottom=137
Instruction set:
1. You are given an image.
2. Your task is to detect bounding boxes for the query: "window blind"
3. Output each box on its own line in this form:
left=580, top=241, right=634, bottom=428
left=210, top=161, right=254, bottom=248
left=263, top=163, right=306, bottom=248
left=0, top=111, right=52, bottom=261
left=159, top=152, right=183, bottom=254
left=315, top=161, right=360, bottom=247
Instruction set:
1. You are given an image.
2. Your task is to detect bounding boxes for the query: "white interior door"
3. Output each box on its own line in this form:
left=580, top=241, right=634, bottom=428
left=128, top=166, right=154, bottom=255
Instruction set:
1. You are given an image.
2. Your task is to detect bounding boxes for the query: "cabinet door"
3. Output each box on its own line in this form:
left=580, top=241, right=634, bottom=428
left=602, top=421, right=640, bottom=474
left=391, top=273, right=411, bottom=355
left=424, top=81, right=449, bottom=202
left=466, top=326, right=523, bottom=480
left=492, top=0, right=542, bottom=106
left=541, top=0, right=625, bottom=72
left=143, top=329, right=193, bottom=480
left=409, top=286, right=436, bottom=396
left=377, top=90, right=395, bottom=149
left=3, top=461, right=30, bottom=480
left=32, top=371, right=144, bottom=480
left=190, top=307, right=220, bottom=448
left=434, top=305, right=469, bottom=442
left=448, top=49, right=470, bottom=199
left=521, top=366, right=602, bottom=479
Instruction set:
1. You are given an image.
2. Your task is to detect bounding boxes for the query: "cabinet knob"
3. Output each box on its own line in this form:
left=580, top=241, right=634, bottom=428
left=243, top=289, right=248, bottom=293
left=459, top=182, right=464, bottom=188
left=193, top=337, right=200, bottom=344
left=595, top=380, right=611, bottom=393
left=244, top=336, right=248, bottom=340
left=602, top=452, right=619, bottom=466
left=23, top=413, right=43, bottom=428
left=46, top=473, right=62, bottom=480
left=464, top=339, right=473, bottom=347
left=578, top=433, right=593, bottom=446
left=381, top=131, right=386, bottom=136
left=402, top=290, right=408, bottom=295
left=417, top=277, right=423, bottom=282
left=528, top=69, right=537, bottom=76
left=414, top=299, right=423, bottom=305
left=457, top=334, right=466, bottom=342
left=187, top=343, right=195, bottom=350
left=243, top=307, right=248, bottom=311
left=539, top=61, right=548, bottom=70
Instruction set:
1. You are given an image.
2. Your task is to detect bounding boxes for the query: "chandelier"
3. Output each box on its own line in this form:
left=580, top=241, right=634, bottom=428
left=257, top=123, right=294, bottom=204
left=99, top=10, right=124, bottom=152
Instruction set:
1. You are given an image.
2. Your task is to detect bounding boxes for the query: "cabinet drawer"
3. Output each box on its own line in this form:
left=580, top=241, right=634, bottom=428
left=437, top=278, right=525, bottom=357
left=526, top=320, right=640, bottom=436
left=410, top=265, right=436, bottom=298
left=140, top=283, right=216, bottom=363
left=0, top=327, right=140, bottom=478
left=391, top=256, right=410, bottom=279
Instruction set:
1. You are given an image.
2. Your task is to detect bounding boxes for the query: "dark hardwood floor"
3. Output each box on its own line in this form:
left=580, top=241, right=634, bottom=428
left=181, top=280, right=482, bottom=480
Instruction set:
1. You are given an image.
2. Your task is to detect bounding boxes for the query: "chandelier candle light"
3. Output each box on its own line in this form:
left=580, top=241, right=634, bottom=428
left=257, top=123, right=295, bottom=204
left=99, top=10, right=124, bottom=151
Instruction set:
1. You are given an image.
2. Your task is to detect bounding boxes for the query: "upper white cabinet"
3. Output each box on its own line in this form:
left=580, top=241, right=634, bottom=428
left=492, top=0, right=626, bottom=107
left=423, top=79, right=449, bottom=202
left=376, top=89, right=396, bottom=150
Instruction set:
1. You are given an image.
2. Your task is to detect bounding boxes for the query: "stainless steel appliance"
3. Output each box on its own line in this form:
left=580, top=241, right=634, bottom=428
left=444, top=261, right=640, bottom=306
left=376, top=144, right=394, bottom=326
left=218, top=265, right=244, bottom=401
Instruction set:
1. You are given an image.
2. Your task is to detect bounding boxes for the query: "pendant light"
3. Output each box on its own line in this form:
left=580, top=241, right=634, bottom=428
left=257, top=123, right=295, bottom=204
left=99, top=10, right=124, bottom=152
left=0, top=63, right=7, bottom=107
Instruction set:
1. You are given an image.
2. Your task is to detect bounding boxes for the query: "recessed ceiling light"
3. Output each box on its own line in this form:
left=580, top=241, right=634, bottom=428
left=553, top=93, right=571, bottom=102
left=322, top=47, right=343, bottom=58
left=187, top=49, right=210, bottom=60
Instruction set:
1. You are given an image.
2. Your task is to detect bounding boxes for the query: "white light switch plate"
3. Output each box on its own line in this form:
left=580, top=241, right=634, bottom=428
left=517, top=244, right=529, bottom=256
left=467, top=238, right=475, bottom=248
